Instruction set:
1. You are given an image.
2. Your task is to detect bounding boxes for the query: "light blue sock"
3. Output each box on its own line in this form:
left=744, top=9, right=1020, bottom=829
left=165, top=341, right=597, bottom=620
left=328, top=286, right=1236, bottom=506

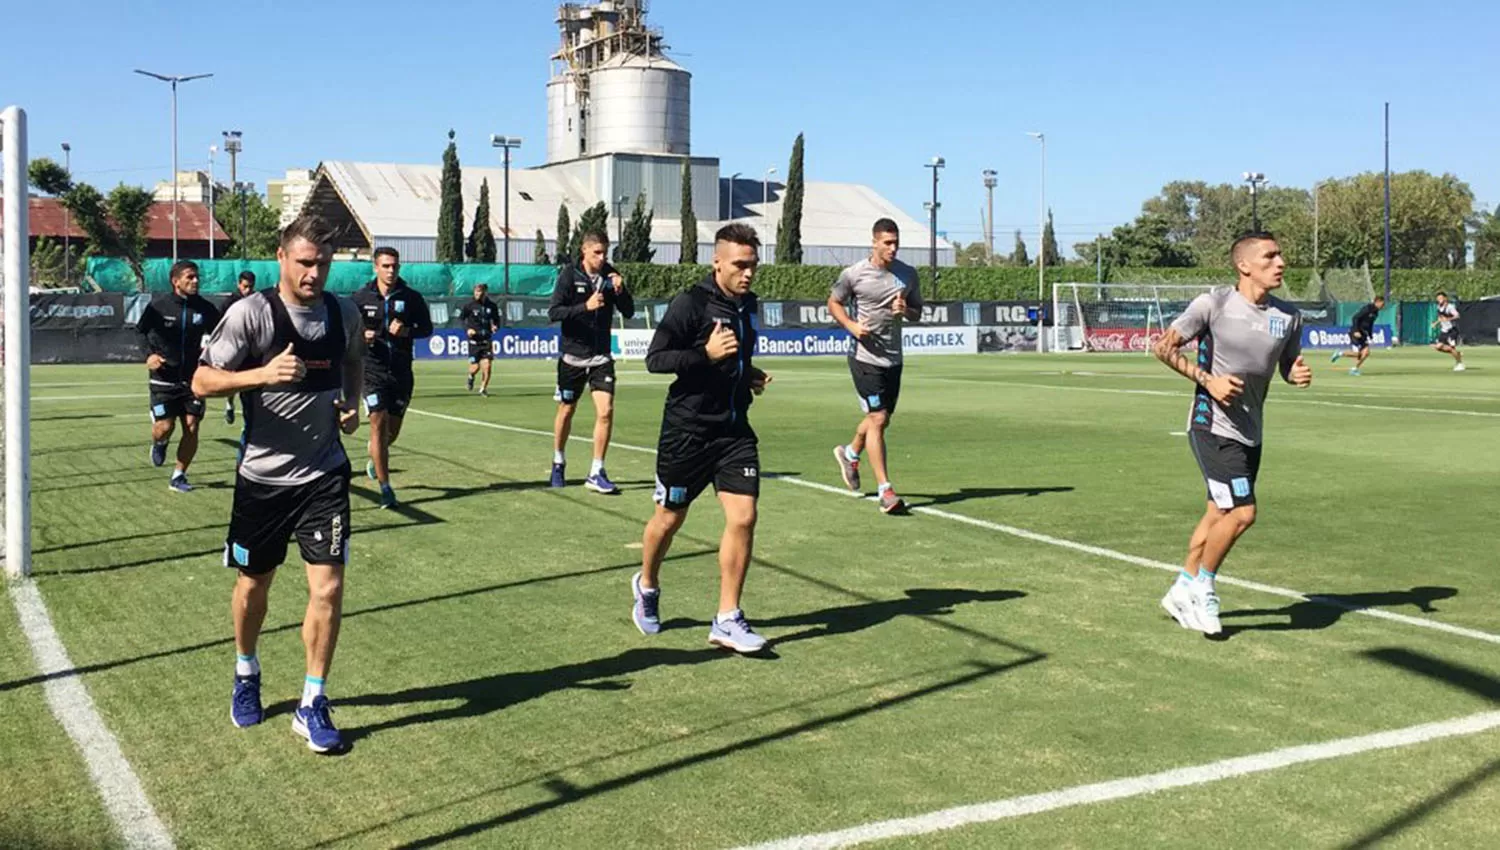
left=235, top=654, right=259, bottom=677
left=301, top=676, right=326, bottom=707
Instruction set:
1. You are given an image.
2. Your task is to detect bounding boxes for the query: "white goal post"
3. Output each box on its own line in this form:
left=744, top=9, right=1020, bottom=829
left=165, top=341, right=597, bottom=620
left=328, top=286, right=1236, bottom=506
left=2, top=105, right=31, bottom=578
left=1051, top=283, right=1223, bottom=353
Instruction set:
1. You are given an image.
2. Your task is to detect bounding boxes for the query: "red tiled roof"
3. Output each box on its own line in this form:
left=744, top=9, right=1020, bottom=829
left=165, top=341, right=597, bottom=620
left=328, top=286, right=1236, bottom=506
left=1, top=196, right=229, bottom=242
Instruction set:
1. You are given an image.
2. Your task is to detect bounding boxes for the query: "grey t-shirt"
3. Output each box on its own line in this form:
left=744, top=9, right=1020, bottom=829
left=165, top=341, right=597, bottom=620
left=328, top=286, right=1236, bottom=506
left=830, top=258, right=923, bottom=368
left=1170, top=286, right=1302, bottom=447
left=200, top=293, right=364, bottom=486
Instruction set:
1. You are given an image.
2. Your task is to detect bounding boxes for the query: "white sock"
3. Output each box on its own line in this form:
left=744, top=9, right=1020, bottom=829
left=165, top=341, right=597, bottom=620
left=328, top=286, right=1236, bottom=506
left=1196, top=568, right=1216, bottom=586
left=235, top=654, right=259, bottom=677
left=716, top=608, right=742, bottom=624
left=171, top=469, right=186, bottom=480
left=301, top=676, right=326, bottom=707
left=590, top=458, right=605, bottom=476
left=843, top=445, right=859, bottom=462
left=877, top=482, right=892, bottom=495
left=553, top=450, right=565, bottom=465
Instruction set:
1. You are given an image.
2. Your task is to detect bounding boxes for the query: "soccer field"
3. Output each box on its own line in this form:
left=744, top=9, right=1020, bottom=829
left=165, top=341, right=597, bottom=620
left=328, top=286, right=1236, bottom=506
left=6, top=349, right=1500, bottom=850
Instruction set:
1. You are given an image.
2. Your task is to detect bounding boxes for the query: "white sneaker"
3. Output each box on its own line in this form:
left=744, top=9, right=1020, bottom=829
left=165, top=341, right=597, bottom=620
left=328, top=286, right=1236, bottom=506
left=1160, top=582, right=1200, bottom=631
left=1454, top=363, right=1466, bottom=372
left=1190, top=581, right=1223, bottom=635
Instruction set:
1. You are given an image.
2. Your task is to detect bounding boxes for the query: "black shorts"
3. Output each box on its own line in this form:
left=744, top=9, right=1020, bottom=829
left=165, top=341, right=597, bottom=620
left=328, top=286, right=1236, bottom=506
left=1349, top=329, right=1370, bottom=350
left=1436, top=329, right=1460, bottom=347
left=654, top=431, right=760, bottom=510
left=850, top=358, right=902, bottom=416
left=149, top=383, right=205, bottom=422
left=225, top=465, right=351, bottom=574
left=556, top=359, right=616, bottom=403
left=364, top=370, right=414, bottom=416
left=469, top=337, right=494, bottom=363
left=1189, top=430, right=1262, bottom=509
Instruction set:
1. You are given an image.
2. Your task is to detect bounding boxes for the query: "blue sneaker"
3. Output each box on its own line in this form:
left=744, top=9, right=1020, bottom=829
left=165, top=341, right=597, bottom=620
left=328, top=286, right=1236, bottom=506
left=550, top=462, right=566, bottom=488
left=231, top=674, right=263, bottom=728
left=168, top=474, right=193, bottom=494
left=585, top=469, right=619, bottom=495
left=1330, top=350, right=1344, bottom=363
left=150, top=441, right=167, bottom=467
left=366, top=459, right=378, bottom=481
left=1349, top=367, right=1362, bottom=376
left=379, top=483, right=398, bottom=510
left=631, top=571, right=661, bottom=635
left=291, top=696, right=343, bottom=753
left=708, top=610, right=768, bottom=654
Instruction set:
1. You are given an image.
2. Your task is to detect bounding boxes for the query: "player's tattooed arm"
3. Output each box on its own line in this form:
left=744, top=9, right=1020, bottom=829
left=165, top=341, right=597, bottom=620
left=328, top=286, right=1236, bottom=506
left=1152, top=329, right=1205, bottom=385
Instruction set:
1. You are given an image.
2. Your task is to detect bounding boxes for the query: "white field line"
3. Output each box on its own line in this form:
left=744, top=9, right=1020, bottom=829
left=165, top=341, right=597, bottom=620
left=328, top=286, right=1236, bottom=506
left=405, top=408, right=1500, bottom=647
left=7, top=580, right=174, bottom=849
left=730, top=709, right=1500, bottom=850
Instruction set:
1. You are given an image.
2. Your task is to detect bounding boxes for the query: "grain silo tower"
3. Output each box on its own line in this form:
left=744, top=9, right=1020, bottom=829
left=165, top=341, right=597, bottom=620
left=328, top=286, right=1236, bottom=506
left=547, top=1, right=691, bottom=163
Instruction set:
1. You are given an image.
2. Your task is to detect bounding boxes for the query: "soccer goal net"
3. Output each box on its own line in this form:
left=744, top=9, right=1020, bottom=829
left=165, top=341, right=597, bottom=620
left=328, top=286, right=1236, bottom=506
left=1052, top=283, right=1222, bottom=353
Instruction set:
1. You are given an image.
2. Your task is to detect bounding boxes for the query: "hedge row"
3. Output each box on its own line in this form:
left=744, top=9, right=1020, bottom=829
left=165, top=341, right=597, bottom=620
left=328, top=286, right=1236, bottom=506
left=615, top=263, right=1500, bottom=302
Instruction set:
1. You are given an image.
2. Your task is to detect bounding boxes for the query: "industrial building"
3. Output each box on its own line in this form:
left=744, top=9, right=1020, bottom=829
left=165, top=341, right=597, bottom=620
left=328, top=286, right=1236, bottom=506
left=298, top=1, right=952, bottom=267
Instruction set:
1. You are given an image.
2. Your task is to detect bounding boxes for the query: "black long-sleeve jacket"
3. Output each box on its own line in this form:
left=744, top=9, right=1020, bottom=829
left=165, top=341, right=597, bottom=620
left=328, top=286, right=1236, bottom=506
left=548, top=262, right=635, bottom=360
left=136, top=291, right=221, bottom=385
left=350, top=279, right=433, bottom=375
left=646, top=276, right=763, bottom=438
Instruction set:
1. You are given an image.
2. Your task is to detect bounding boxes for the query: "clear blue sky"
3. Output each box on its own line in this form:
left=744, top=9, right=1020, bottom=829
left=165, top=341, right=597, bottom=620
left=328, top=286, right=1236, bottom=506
left=6, top=0, right=1496, bottom=256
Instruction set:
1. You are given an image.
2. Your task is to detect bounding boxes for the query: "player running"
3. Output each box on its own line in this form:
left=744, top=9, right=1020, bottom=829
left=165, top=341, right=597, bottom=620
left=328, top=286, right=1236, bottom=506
left=1330, top=294, right=1384, bottom=375
left=459, top=283, right=501, bottom=396
left=828, top=218, right=922, bottom=514
left=1151, top=233, right=1312, bottom=636
left=631, top=224, right=772, bottom=654
left=137, top=260, right=220, bottom=492
left=1431, top=292, right=1464, bottom=371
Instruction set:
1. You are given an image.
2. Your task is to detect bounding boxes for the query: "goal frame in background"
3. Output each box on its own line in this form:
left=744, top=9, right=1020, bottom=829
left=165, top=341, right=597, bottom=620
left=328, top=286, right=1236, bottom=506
left=1051, top=282, right=1222, bottom=354
left=2, top=105, right=31, bottom=578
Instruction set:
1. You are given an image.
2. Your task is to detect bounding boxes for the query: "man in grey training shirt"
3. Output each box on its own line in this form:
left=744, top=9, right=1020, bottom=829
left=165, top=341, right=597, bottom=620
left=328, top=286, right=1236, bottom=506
left=1151, top=232, right=1312, bottom=636
left=829, top=218, right=923, bottom=514
left=193, top=215, right=365, bottom=753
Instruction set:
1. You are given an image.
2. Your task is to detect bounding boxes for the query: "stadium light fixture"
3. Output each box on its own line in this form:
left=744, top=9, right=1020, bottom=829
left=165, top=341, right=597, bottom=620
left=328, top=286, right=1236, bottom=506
left=135, top=69, right=213, bottom=262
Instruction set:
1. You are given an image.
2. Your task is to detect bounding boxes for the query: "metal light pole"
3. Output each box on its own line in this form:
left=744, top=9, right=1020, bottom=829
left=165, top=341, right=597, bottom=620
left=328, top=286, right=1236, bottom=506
left=982, top=169, right=997, bottom=262
left=725, top=172, right=741, bottom=220
left=1312, top=180, right=1322, bottom=272
left=61, top=142, right=71, bottom=283
left=1027, top=132, right=1046, bottom=299
left=490, top=135, right=522, bottom=291
left=135, top=69, right=212, bottom=263
left=222, top=130, right=243, bottom=256
left=208, top=144, right=216, bottom=259
left=1383, top=102, right=1391, bottom=303
left=1242, top=171, right=1266, bottom=230
left=613, top=194, right=629, bottom=255
left=763, top=166, right=776, bottom=252
left=924, top=155, right=945, bottom=298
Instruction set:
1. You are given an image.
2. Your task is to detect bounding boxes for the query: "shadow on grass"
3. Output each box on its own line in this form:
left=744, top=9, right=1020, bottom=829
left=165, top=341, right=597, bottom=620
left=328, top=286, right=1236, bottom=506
left=1216, top=587, right=1458, bottom=639
left=1339, top=648, right=1500, bottom=848
left=1, top=551, right=712, bottom=694
left=904, top=486, right=1075, bottom=508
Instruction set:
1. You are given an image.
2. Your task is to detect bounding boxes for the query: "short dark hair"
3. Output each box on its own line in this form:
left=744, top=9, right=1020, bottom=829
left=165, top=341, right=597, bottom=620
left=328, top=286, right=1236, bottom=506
left=1436, top=291, right=1448, bottom=299
left=238, top=270, right=256, bottom=285
left=474, top=282, right=488, bottom=291
left=872, top=218, right=899, bottom=236
left=372, top=246, right=400, bottom=262
left=581, top=230, right=609, bottom=248
left=1230, top=230, right=1277, bottom=263
left=714, top=223, right=761, bottom=249
left=280, top=214, right=336, bottom=250
left=1373, top=294, right=1386, bottom=303
left=169, top=260, right=199, bottom=282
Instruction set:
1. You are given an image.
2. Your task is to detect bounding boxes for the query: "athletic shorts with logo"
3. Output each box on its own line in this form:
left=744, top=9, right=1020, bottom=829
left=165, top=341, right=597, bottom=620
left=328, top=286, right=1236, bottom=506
left=364, top=369, right=414, bottom=415
left=654, top=431, right=759, bottom=510
left=1189, top=430, right=1261, bottom=509
left=225, top=464, right=351, bottom=574
left=149, top=383, right=206, bottom=421
left=1437, top=329, right=1460, bottom=347
left=556, top=359, right=616, bottom=402
left=469, top=336, right=494, bottom=363
left=849, top=358, right=902, bottom=416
